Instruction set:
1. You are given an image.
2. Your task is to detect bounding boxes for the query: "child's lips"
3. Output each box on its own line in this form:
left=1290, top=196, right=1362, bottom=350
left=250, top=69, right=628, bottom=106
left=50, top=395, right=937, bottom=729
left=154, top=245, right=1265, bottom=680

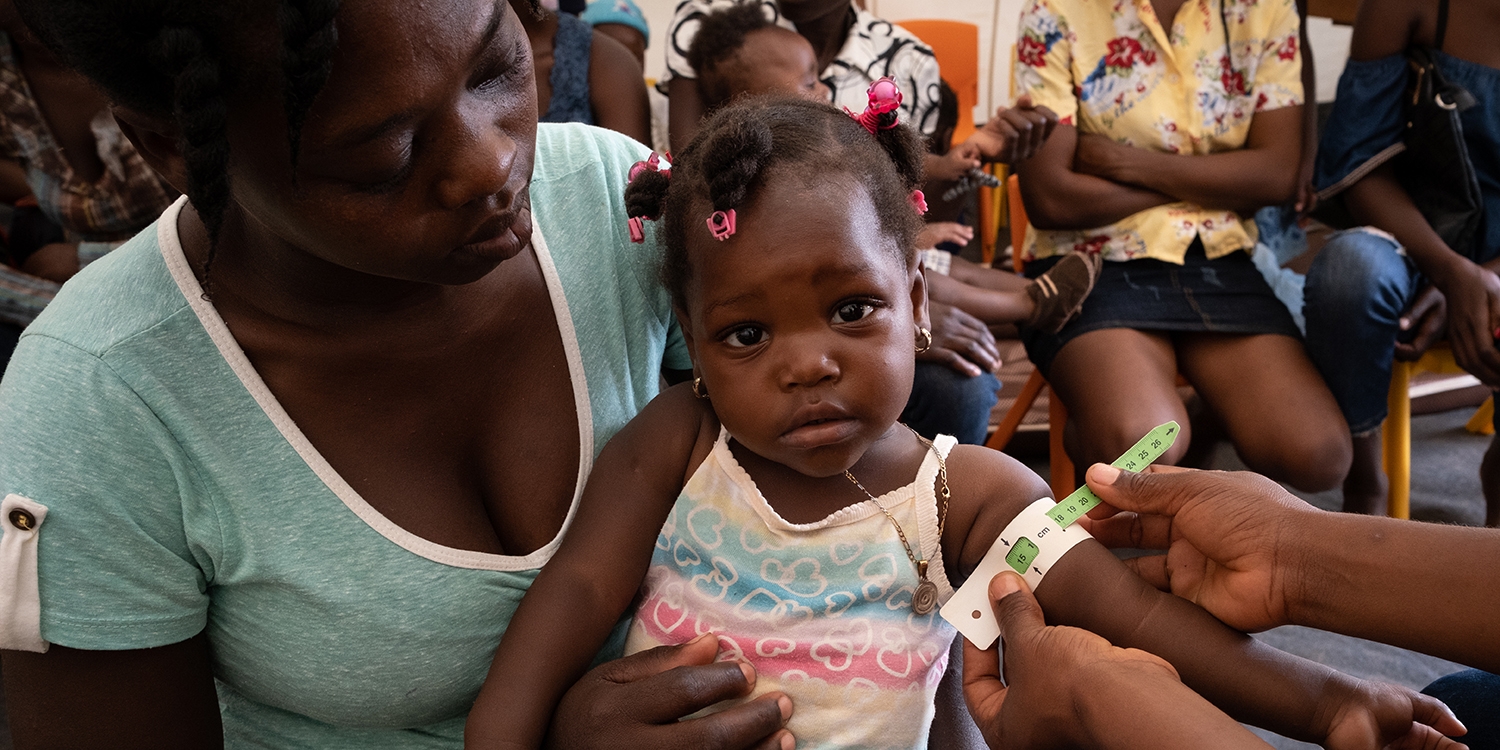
left=780, top=414, right=864, bottom=447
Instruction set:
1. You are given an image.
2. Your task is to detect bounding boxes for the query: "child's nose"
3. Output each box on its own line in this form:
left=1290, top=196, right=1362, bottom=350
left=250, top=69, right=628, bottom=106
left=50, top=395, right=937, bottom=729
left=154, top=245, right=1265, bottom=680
left=779, top=340, right=840, bottom=390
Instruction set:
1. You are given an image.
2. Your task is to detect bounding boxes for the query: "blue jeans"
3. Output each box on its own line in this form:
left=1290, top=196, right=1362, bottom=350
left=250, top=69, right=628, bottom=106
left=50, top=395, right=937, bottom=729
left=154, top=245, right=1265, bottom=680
left=1423, top=670, right=1500, bottom=749
left=1303, top=228, right=1415, bottom=434
left=902, top=362, right=1001, bottom=446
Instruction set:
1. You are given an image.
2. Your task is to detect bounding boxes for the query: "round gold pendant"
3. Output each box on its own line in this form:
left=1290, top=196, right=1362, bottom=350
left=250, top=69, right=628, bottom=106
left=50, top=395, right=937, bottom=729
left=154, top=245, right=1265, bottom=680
left=912, top=579, right=939, bottom=615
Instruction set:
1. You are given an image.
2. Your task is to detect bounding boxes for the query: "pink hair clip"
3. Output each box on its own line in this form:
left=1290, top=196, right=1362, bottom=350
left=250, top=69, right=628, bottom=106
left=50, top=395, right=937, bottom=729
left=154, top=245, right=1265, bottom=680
left=625, top=152, right=672, bottom=243
left=910, top=189, right=928, bottom=215
left=845, top=77, right=903, bottom=135
left=707, top=209, right=737, bottom=241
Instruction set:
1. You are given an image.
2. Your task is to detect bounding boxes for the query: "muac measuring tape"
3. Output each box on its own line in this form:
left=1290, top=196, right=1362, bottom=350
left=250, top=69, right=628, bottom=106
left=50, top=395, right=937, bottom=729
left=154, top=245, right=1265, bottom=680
left=940, top=421, right=1179, bottom=649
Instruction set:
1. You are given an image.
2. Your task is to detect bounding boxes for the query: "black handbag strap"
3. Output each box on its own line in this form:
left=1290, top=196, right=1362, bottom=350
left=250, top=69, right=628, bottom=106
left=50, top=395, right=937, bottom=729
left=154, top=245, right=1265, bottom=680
left=1436, top=0, right=1449, bottom=51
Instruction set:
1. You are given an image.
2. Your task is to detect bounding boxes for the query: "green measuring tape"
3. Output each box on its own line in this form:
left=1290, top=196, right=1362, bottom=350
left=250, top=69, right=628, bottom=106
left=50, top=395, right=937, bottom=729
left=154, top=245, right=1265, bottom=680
left=1001, top=421, right=1179, bottom=576
left=1046, top=421, right=1180, bottom=528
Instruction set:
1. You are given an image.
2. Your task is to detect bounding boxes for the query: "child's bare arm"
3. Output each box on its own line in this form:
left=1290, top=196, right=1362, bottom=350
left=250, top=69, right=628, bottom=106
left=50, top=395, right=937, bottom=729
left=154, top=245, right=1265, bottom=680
left=464, top=383, right=717, bottom=749
left=944, top=446, right=1459, bottom=747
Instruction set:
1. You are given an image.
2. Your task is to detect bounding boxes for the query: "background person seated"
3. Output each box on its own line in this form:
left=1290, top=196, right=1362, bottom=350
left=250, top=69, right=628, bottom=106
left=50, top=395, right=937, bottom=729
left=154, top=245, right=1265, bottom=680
left=511, top=0, right=652, bottom=144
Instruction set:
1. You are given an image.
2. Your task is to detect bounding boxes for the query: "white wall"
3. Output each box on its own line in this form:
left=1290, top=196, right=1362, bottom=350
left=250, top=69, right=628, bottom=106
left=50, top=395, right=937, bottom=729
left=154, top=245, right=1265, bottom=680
left=633, top=0, right=1352, bottom=118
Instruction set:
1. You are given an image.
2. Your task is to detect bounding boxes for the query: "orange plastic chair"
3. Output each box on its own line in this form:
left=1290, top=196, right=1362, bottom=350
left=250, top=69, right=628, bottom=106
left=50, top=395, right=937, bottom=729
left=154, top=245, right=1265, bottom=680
left=1382, top=345, right=1492, bottom=520
left=984, top=175, right=1075, bottom=498
left=896, top=20, right=980, bottom=145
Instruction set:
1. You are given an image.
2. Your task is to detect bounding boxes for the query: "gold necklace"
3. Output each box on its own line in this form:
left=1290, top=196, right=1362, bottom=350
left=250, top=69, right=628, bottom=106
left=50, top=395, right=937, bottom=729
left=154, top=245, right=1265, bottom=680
left=843, top=427, right=950, bottom=615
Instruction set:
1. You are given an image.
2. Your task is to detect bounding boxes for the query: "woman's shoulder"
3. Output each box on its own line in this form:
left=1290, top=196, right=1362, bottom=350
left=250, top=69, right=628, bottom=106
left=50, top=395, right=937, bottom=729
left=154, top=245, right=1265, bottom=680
left=533, top=123, right=650, bottom=187
left=25, top=219, right=187, bottom=358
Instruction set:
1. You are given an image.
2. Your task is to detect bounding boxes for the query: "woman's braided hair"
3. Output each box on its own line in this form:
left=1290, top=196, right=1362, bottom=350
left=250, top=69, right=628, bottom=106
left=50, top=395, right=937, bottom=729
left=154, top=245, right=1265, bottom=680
left=626, top=95, right=926, bottom=308
left=13, top=0, right=538, bottom=287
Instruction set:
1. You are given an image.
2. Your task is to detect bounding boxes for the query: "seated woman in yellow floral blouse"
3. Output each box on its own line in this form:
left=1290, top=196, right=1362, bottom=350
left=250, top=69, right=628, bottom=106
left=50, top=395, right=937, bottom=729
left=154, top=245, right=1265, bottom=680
left=1010, top=0, right=1350, bottom=491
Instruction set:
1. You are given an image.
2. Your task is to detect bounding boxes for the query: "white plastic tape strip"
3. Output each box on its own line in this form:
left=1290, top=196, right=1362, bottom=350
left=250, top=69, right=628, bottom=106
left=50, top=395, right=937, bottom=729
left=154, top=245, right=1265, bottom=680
left=940, top=498, right=1091, bottom=650
left=1, top=493, right=49, bottom=652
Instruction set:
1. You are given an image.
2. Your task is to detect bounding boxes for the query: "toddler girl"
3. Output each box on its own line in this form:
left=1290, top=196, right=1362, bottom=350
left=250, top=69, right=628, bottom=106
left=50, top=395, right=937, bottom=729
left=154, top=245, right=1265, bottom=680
left=465, top=89, right=1459, bottom=749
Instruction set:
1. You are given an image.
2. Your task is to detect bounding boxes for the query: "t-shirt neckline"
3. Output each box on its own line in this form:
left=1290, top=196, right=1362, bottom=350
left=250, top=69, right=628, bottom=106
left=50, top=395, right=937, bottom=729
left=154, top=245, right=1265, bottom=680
left=156, top=196, right=595, bottom=571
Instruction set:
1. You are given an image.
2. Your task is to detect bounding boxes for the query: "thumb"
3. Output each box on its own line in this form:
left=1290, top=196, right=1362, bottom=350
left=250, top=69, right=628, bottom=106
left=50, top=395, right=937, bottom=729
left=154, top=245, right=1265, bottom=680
left=1084, top=463, right=1198, bottom=517
left=594, top=632, right=722, bottom=684
left=990, top=571, right=1045, bottom=643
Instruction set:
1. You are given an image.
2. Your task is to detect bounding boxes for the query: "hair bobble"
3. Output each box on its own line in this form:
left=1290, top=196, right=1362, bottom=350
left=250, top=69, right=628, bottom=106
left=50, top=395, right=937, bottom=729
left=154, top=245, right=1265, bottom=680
left=910, top=190, right=928, bottom=215
left=708, top=209, right=737, bottom=241
left=845, top=77, right=903, bottom=135
left=625, top=152, right=671, bottom=243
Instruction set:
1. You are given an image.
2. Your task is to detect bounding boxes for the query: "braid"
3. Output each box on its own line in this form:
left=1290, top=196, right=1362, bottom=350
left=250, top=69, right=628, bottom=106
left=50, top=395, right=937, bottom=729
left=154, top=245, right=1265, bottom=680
left=624, top=170, right=670, bottom=220
left=873, top=116, right=926, bottom=190
left=150, top=26, right=232, bottom=258
left=278, top=0, right=341, bottom=169
left=652, top=95, right=926, bottom=308
left=700, top=117, right=773, bottom=212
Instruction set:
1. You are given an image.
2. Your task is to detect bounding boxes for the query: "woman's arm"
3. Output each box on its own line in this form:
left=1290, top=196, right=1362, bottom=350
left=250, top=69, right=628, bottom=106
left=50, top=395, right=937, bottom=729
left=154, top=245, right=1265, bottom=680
left=1011, top=124, right=1172, bottom=231
left=466, top=384, right=729, bottom=749
left=667, top=77, right=706, bottom=154
left=1071, top=105, right=1304, bottom=215
left=588, top=31, right=652, bottom=145
left=4, top=634, right=223, bottom=748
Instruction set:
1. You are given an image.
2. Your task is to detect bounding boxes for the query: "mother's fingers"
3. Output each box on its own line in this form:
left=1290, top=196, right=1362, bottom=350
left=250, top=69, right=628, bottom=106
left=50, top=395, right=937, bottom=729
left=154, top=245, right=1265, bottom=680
left=630, top=659, right=764, bottom=725
left=671, top=693, right=794, bottom=750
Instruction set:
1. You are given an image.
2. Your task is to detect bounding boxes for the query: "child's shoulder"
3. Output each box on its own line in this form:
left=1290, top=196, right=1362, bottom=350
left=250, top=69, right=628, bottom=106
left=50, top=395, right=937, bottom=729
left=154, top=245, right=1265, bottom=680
left=940, top=444, right=1055, bottom=576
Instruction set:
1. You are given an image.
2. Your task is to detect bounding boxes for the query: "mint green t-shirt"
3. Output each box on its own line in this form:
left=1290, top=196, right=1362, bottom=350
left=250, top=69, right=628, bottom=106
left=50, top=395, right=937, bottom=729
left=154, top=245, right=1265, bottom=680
left=0, top=124, right=686, bottom=747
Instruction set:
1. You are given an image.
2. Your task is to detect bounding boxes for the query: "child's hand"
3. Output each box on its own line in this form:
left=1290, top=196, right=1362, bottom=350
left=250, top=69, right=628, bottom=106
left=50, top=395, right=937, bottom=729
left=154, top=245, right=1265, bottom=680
left=915, top=222, right=974, bottom=250
left=1319, top=678, right=1466, bottom=750
left=928, top=143, right=983, bottom=183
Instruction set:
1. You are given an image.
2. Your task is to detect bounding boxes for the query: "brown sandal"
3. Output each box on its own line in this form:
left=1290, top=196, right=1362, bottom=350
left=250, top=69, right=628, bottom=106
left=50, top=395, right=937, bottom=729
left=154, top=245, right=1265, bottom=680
left=1024, top=252, right=1103, bottom=334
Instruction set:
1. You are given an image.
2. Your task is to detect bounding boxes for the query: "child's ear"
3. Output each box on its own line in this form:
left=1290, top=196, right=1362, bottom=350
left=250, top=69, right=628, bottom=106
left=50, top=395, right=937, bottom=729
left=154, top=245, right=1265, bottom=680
left=113, top=106, right=191, bottom=196
left=909, top=259, right=931, bottom=331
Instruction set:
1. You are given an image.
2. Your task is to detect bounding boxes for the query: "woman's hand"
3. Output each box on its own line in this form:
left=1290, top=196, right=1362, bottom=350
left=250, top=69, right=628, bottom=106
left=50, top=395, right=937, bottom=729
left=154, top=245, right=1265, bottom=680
left=1395, top=284, right=1448, bottom=362
left=546, top=635, right=794, bottom=750
left=963, top=572, right=1267, bottom=750
left=921, top=301, right=1001, bottom=377
left=1079, top=464, right=1315, bottom=633
left=965, top=96, right=1060, bottom=164
left=1432, top=259, right=1500, bottom=387
left=1071, top=133, right=1132, bottom=183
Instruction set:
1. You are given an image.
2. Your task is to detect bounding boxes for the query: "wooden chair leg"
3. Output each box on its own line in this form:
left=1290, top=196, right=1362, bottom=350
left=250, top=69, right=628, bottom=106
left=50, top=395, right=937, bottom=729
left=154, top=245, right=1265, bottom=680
left=1384, top=360, right=1412, bottom=520
left=1049, top=390, right=1073, bottom=499
left=985, top=370, right=1045, bottom=451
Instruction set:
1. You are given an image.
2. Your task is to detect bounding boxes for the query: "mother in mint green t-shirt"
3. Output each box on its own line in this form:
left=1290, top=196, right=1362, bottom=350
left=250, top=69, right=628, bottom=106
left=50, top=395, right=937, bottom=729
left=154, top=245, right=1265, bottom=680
left=0, top=1, right=795, bottom=746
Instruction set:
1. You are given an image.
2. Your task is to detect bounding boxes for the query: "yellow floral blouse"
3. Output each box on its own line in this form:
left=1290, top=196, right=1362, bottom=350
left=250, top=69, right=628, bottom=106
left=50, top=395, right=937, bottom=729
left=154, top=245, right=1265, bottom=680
left=1014, top=0, right=1303, bottom=264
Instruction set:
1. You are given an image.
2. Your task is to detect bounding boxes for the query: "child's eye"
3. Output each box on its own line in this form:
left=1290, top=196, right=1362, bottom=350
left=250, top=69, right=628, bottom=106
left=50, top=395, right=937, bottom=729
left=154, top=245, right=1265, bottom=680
left=833, top=302, right=875, bottom=324
left=724, top=326, right=766, bottom=348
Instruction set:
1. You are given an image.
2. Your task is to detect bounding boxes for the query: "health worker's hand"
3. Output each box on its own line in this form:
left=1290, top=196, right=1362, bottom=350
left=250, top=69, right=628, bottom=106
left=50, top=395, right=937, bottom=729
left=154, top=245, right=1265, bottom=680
left=962, top=572, right=1266, bottom=750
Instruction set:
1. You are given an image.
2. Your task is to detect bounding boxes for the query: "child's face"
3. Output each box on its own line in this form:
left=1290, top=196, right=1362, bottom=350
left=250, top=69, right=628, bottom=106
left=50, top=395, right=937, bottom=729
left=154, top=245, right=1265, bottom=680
left=728, top=28, right=829, bottom=103
left=679, top=173, right=926, bottom=479
left=215, top=0, right=539, bottom=285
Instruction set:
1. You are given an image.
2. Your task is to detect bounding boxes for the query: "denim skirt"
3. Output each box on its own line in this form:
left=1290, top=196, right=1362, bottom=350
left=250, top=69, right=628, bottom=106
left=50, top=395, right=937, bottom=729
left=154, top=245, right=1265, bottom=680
left=1020, top=241, right=1302, bottom=376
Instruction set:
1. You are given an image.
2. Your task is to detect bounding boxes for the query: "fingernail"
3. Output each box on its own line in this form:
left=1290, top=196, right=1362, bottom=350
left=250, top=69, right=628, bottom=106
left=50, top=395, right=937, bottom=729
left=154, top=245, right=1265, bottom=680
left=689, top=632, right=714, bottom=645
left=778, top=694, right=794, bottom=721
left=989, top=571, right=1020, bottom=599
left=1399, top=318, right=1411, bottom=330
left=780, top=730, right=797, bottom=749
left=739, top=661, right=756, bottom=686
left=1090, top=463, right=1122, bottom=485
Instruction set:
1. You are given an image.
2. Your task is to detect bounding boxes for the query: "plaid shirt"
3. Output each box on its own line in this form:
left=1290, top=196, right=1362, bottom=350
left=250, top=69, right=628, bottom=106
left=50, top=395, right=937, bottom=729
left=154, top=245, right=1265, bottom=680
left=0, top=32, right=177, bottom=325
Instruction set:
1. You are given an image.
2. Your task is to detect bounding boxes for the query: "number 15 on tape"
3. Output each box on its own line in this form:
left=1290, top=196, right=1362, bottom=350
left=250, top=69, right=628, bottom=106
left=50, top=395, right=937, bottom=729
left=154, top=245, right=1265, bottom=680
left=939, top=421, right=1179, bottom=649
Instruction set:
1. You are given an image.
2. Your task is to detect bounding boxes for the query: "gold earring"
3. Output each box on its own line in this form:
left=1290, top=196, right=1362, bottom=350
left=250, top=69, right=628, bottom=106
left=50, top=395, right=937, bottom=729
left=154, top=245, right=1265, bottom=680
left=915, top=326, right=932, bottom=354
left=692, top=377, right=708, bottom=399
